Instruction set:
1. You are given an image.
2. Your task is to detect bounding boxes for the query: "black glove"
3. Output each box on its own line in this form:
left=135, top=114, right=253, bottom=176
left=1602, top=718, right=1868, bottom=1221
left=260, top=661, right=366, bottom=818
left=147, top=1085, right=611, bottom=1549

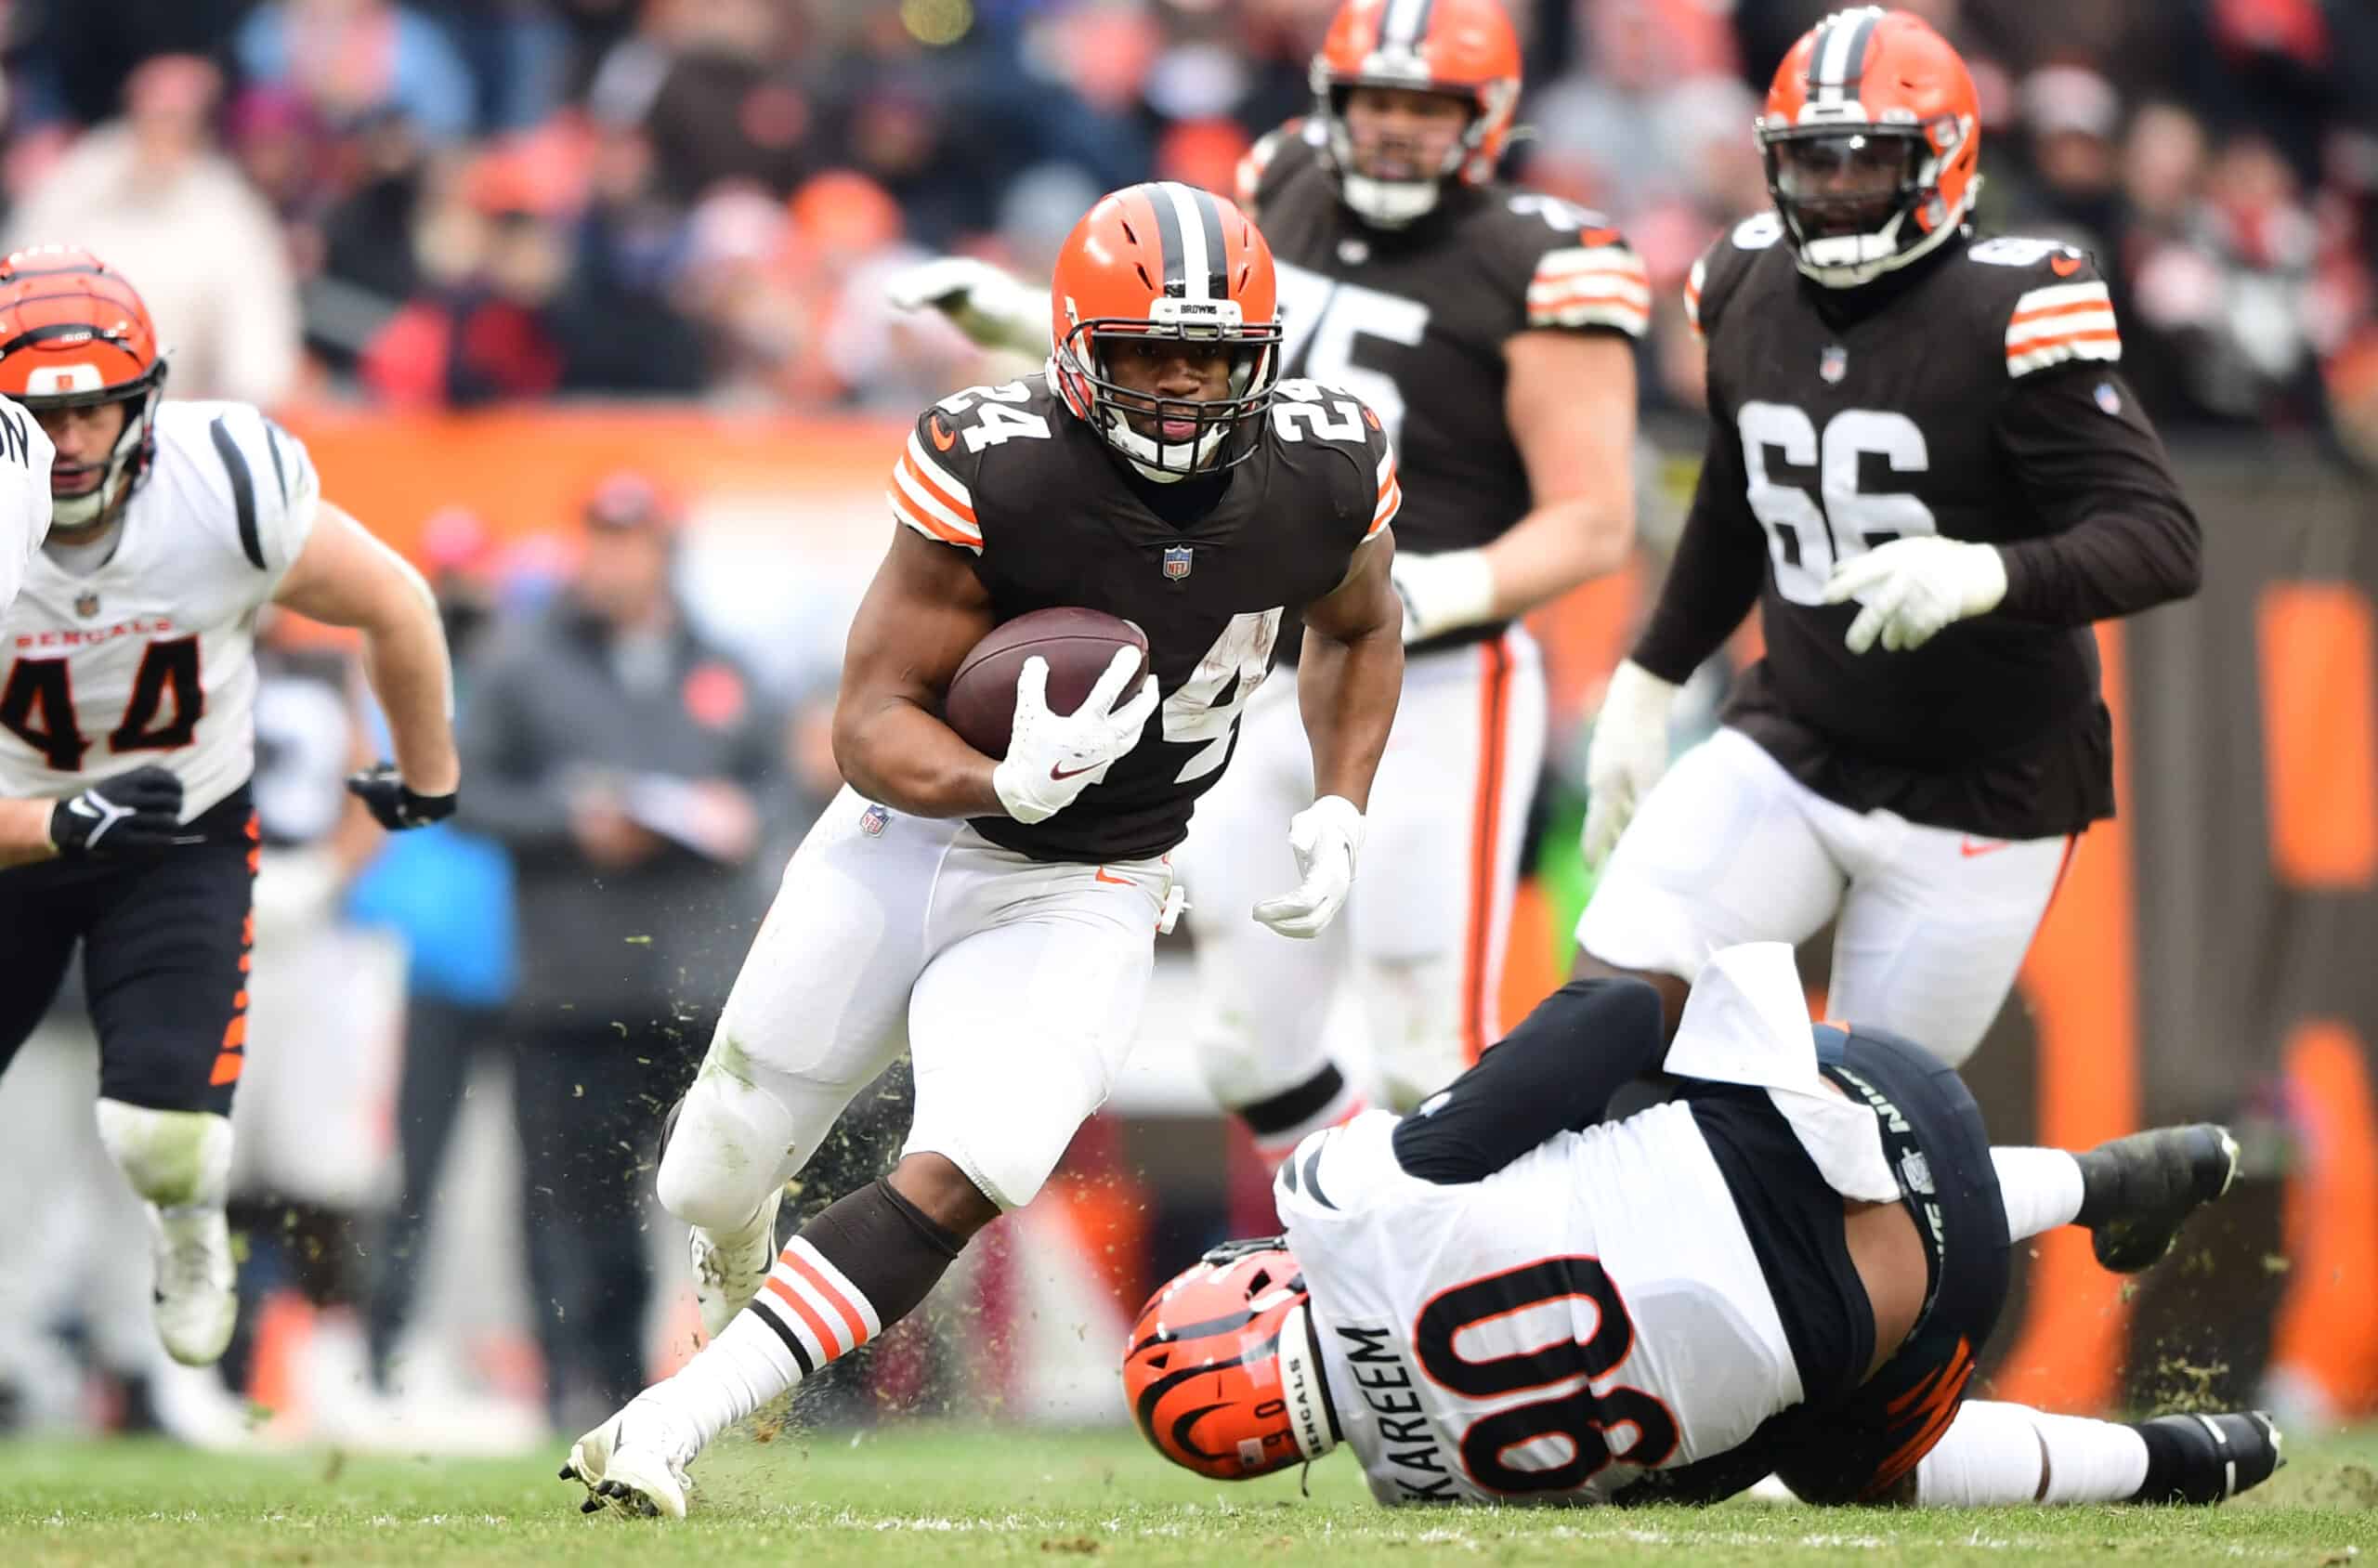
left=346, top=763, right=456, bottom=830
left=49, top=765, right=184, bottom=857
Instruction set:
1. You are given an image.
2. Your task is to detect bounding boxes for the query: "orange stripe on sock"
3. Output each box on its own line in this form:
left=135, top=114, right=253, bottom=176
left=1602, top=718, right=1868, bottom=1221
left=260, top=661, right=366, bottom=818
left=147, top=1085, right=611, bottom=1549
left=784, top=1247, right=870, bottom=1348
left=763, top=1274, right=837, bottom=1361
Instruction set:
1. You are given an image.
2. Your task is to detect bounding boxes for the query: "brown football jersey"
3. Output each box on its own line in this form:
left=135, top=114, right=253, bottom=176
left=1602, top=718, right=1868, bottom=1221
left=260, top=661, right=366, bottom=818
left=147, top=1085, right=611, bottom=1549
left=1632, top=216, right=2200, bottom=840
left=1241, top=120, right=1646, bottom=654
left=887, top=372, right=1398, bottom=863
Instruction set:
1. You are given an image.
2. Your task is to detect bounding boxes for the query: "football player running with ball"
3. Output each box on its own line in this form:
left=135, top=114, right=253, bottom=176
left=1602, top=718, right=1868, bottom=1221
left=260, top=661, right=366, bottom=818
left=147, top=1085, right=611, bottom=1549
left=0, top=248, right=459, bottom=1370
left=1574, top=8, right=2200, bottom=1065
left=899, top=0, right=1645, bottom=1132
left=564, top=182, right=1405, bottom=1518
left=1129, top=945, right=2277, bottom=1511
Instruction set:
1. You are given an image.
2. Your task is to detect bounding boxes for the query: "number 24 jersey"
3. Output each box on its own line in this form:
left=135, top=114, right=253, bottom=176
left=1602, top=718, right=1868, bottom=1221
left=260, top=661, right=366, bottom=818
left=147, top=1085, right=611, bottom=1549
left=886, top=371, right=1398, bottom=865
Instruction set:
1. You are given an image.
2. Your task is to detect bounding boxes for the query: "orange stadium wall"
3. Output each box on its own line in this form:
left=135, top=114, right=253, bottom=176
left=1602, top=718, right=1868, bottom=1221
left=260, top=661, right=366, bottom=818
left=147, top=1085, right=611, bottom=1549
left=285, top=409, right=2378, bottom=1420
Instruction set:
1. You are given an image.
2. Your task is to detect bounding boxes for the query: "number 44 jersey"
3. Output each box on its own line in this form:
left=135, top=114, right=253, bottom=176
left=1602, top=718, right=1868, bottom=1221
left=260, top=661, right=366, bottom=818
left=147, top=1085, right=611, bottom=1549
left=887, top=370, right=1398, bottom=864
left=1274, top=1103, right=1799, bottom=1506
left=0, top=401, right=319, bottom=821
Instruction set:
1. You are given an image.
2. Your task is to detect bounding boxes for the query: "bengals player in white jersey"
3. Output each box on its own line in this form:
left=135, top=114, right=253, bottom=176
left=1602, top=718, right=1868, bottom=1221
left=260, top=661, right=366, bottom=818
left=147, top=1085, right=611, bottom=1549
left=892, top=0, right=1643, bottom=1135
left=0, top=248, right=458, bottom=1370
left=1128, top=945, right=2278, bottom=1510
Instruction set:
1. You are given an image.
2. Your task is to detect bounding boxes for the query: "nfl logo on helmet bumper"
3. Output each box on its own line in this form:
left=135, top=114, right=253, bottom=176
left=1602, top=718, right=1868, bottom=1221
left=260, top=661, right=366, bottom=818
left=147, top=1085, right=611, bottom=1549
left=1162, top=545, right=1194, bottom=581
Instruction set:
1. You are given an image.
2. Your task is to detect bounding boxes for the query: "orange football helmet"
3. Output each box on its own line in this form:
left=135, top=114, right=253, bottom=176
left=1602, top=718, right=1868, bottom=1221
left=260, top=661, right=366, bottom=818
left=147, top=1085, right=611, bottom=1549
left=1309, top=0, right=1522, bottom=227
left=0, top=246, right=169, bottom=527
left=1756, top=7, right=1981, bottom=288
left=1122, top=1237, right=1338, bottom=1482
left=1049, top=181, right=1283, bottom=480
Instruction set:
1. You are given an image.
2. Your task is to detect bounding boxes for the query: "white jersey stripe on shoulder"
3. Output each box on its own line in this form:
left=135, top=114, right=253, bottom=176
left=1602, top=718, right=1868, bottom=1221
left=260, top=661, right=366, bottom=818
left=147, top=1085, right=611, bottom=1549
left=889, top=489, right=983, bottom=553
left=1527, top=276, right=1652, bottom=309
left=904, top=430, right=973, bottom=506
left=2006, top=307, right=2117, bottom=351
left=1533, top=245, right=1646, bottom=281
left=891, top=464, right=982, bottom=542
left=2006, top=335, right=2122, bottom=377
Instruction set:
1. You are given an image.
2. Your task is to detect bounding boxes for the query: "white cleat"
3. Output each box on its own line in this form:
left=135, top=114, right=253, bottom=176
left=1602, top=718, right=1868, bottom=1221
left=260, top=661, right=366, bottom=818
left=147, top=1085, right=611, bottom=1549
left=148, top=1203, right=237, bottom=1367
left=563, top=1403, right=699, bottom=1520
left=689, top=1184, right=783, bottom=1341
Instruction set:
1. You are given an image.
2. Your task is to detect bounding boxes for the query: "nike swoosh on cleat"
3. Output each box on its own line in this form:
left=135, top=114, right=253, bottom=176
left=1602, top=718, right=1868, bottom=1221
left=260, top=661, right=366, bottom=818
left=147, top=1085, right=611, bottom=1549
left=1959, top=837, right=2010, bottom=857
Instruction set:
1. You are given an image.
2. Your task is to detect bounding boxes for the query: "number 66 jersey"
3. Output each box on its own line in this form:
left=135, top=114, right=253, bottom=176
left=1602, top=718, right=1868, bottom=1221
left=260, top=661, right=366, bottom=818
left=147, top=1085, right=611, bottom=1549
left=0, top=401, right=317, bottom=822
left=1657, top=219, right=2198, bottom=842
left=888, top=369, right=1397, bottom=864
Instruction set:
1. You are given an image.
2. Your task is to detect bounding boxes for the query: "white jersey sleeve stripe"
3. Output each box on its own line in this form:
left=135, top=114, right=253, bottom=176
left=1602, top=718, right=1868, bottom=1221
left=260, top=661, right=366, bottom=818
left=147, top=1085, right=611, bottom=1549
left=1532, top=246, right=1649, bottom=284
left=903, top=430, right=973, bottom=508
left=2007, top=334, right=2122, bottom=377
left=891, top=460, right=983, bottom=542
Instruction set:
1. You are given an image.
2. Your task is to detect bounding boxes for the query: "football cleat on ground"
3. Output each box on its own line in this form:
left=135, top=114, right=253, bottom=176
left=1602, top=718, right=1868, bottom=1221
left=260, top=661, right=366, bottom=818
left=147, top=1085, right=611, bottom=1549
left=2130, top=1411, right=2283, bottom=1504
left=149, top=1203, right=238, bottom=1366
left=2074, top=1123, right=2241, bottom=1273
left=564, top=1405, right=699, bottom=1520
left=688, top=1184, right=783, bottom=1342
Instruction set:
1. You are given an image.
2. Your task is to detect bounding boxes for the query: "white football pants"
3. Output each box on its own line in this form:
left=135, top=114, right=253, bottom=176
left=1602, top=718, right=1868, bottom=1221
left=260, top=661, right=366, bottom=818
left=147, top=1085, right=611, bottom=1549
left=1575, top=726, right=2075, bottom=1067
left=1182, top=628, right=1545, bottom=1113
left=660, top=786, right=1169, bottom=1225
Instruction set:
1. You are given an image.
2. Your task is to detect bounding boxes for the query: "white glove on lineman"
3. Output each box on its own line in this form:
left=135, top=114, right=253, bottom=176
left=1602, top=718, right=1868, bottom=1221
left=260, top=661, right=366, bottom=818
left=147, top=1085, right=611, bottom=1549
left=1252, top=794, right=1365, bottom=939
left=990, top=649, right=1160, bottom=825
left=1580, top=659, right=1677, bottom=869
left=1389, top=548, right=1496, bottom=645
left=1822, top=538, right=2007, bottom=654
left=884, top=256, right=1052, bottom=356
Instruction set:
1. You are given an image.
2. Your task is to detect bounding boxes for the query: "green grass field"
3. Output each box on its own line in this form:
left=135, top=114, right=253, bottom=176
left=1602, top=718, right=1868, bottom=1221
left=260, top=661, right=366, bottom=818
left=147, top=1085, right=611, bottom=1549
left=4, top=1422, right=2374, bottom=1566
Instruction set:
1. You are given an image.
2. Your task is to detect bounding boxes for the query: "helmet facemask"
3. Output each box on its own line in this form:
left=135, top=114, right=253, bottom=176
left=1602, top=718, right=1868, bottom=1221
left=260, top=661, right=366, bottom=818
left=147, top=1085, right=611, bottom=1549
left=22, top=359, right=169, bottom=532
left=1758, top=113, right=1975, bottom=288
left=1315, top=71, right=1512, bottom=229
left=1055, top=298, right=1282, bottom=483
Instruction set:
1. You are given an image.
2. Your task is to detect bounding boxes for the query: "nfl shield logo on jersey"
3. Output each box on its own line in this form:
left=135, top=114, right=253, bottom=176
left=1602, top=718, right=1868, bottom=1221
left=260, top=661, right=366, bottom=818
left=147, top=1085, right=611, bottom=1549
left=73, top=591, right=98, bottom=620
left=1820, top=345, right=1848, bottom=385
left=859, top=802, right=889, bottom=838
left=2095, top=381, right=2123, bottom=417
left=1162, top=545, right=1194, bottom=581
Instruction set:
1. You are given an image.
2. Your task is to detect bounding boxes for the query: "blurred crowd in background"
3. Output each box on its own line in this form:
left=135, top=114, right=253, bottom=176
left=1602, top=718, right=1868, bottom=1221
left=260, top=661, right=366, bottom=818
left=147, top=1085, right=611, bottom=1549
left=1, top=0, right=2376, bottom=1448
left=0, top=0, right=2373, bottom=444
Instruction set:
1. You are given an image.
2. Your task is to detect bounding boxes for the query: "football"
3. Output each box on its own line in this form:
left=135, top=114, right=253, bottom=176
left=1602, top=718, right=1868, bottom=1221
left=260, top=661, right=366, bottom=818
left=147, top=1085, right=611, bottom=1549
left=943, top=607, right=1152, bottom=758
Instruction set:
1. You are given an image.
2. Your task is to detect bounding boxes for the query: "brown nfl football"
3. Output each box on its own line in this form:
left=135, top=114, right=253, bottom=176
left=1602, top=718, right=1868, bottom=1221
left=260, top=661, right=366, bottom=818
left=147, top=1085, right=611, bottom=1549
left=943, top=608, right=1153, bottom=759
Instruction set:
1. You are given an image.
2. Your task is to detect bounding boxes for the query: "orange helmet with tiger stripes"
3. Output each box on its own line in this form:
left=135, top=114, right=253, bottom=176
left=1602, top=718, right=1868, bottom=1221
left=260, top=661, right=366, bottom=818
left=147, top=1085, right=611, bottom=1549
left=1122, top=1238, right=1338, bottom=1482
left=1049, top=181, right=1283, bottom=481
left=0, top=246, right=169, bottom=528
left=1310, top=0, right=1522, bottom=228
left=1756, top=7, right=1981, bottom=288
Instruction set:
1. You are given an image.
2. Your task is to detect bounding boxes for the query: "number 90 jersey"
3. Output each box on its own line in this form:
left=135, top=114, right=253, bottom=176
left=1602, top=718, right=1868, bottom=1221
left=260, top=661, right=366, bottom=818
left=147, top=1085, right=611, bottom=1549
left=1240, top=122, right=1645, bottom=595
left=887, top=370, right=1397, bottom=864
left=1274, top=1105, right=1800, bottom=1506
left=0, top=401, right=319, bottom=823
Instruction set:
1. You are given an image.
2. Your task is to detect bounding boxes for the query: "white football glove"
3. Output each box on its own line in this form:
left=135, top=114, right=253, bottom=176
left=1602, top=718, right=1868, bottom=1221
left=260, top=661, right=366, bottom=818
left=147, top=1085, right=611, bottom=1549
left=1822, top=538, right=2007, bottom=654
left=1389, top=548, right=1496, bottom=645
left=990, top=649, right=1159, bottom=825
left=884, top=256, right=1052, bottom=356
left=1580, top=660, right=1677, bottom=870
left=1252, top=794, right=1365, bottom=939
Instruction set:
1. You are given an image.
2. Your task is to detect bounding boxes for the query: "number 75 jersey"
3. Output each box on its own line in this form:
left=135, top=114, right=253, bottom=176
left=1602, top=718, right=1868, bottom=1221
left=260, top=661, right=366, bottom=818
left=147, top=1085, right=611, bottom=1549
left=0, top=401, right=319, bottom=821
left=1274, top=1106, right=1802, bottom=1507
left=888, top=370, right=1397, bottom=865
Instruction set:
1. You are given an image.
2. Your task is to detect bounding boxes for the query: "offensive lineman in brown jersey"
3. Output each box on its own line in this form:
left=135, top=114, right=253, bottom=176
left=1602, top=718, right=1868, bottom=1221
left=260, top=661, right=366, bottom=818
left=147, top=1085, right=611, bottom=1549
left=894, top=0, right=1644, bottom=1142
left=1574, top=7, right=2200, bottom=1066
left=561, top=182, right=1405, bottom=1517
